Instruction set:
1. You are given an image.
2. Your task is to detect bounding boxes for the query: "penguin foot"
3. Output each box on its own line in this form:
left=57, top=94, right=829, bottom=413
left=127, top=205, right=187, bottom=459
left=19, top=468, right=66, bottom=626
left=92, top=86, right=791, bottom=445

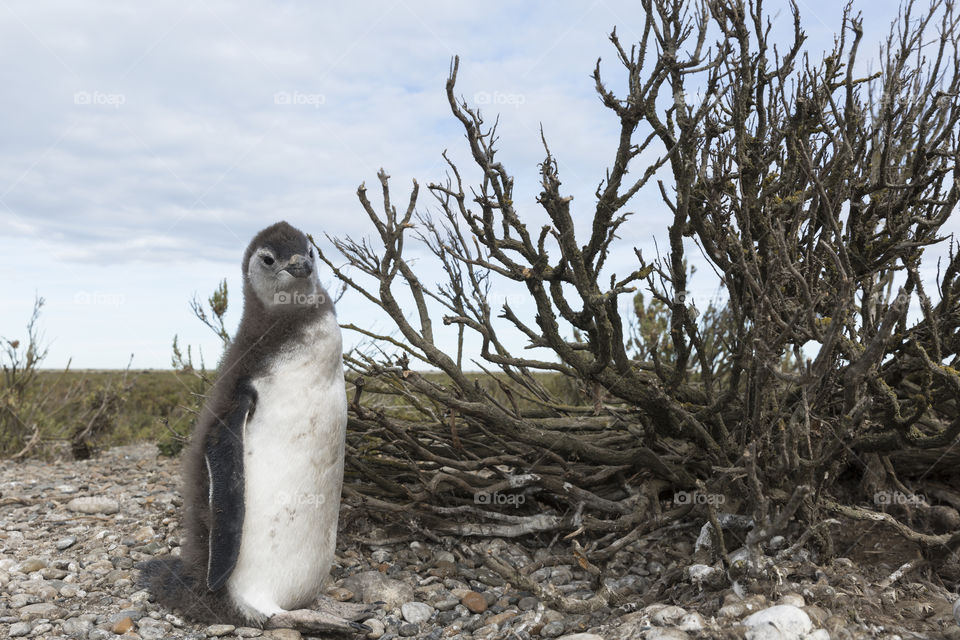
left=266, top=609, right=367, bottom=634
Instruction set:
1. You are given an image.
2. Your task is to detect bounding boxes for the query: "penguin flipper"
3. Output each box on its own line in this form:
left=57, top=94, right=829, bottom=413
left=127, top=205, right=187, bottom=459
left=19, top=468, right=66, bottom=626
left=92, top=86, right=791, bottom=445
left=205, top=380, right=257, bottom=591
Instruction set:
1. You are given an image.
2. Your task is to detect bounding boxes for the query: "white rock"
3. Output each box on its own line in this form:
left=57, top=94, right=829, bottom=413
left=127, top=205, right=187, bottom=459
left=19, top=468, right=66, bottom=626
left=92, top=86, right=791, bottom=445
left=677, top=612, right=705, bottom=631
left=55, top=536, right=77, bottom=550
left=742, top=605, right=812, bottom=640
left=557, top=634, right=605, bottom=640
left=644, top=629, right=690, bottom=640
left=650, top=605, right=687, bottom=625
left=400, top=601, right=434, bottom=624
left=66, top=497, right=119, bottom=514
left=687, top=564, right=717, bottom=583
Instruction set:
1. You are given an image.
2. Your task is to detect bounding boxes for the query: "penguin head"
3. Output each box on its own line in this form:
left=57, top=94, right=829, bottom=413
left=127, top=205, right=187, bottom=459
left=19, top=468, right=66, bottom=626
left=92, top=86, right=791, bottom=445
left=243, top=221, right=324, bottom=312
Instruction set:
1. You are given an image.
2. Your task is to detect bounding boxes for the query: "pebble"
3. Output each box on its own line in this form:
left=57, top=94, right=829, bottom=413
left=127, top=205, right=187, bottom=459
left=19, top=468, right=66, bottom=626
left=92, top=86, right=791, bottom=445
left=15, top=558, right=47, bottom=573
left=137, top=618, right=169, bottom=640
left=112, top=616, right=134, bottom=633
left=645, top=630, right=690, bottom=640
left=60, top=617, right=93, bottom=638
left=400, top=601, right=434, bottom=624
left=235, top=627, right=262, bottom=637
left=742, top=605, right=812, bottom=637
left=19, top=602, right=65, bottom=621
left=650, top=604, right=687, bottom=625
left=518, top=596, right=539, bottom=611
left=66, top=496, right=120, bottom=514
left=461, top=591, right=488, bottom=613
left=541, top=620, right=567, bottom=637
left=205, top=623, right=236, bottom=636
left=398, top=621, right=419, bottom=636
left=557, top=635, right=605, bottom=640
left=677, top=612, right=705, bottom=631
left=56, top=536, right=77, bottom=551
left=8, top=622, right=32, bottom=637
left=364, top=618, right=385, bottom=639
left=342, top=571, right=414, bottom=609
left=433, top=596, right=459, bottom=611
left=328, top=587, right=354, bottom=601
left=265, top=631, right=302, bottom=640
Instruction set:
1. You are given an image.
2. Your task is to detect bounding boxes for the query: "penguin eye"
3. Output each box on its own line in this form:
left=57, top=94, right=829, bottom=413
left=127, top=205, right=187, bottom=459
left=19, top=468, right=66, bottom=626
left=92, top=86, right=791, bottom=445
left=261, top=254, right=275, bottom=266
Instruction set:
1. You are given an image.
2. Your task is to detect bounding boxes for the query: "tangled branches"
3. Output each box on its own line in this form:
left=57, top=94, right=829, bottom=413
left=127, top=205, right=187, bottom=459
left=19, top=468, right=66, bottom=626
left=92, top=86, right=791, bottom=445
left=316, top=0, right=960, bottom=583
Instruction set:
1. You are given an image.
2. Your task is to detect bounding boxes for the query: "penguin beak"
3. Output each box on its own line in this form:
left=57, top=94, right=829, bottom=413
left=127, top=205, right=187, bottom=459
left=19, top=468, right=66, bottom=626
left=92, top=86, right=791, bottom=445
left=281, top=254, right=313, bottom=278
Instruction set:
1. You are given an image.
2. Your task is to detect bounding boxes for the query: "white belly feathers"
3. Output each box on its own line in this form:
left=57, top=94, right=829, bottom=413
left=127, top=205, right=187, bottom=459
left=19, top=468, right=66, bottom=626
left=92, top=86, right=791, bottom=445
left=226, top=314, right=347, bottom=620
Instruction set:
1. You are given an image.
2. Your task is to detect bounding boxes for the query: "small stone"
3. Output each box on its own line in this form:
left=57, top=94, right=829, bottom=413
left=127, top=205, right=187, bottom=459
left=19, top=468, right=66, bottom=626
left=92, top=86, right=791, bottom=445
left=165, top=613, right=186, bottom=627
left=9, top=622, right=31, bottom=637
left=112, top=617, right=134, bottom=634
left=328, top=587, right=354, bottom=602
left=431, top=559, right=457, bottom=577
left=15, top=558, right=47, bottom=574
left=436, top=609, right=462, bottom=625
left=518, top=596, right=538, bottom=611
left=10, top=594, right=36, bottom=608
left=472, top=623, right=499, bottom=639
left=433, top=597, right=459, bottom=611
left=651, top=604, right=687, bottom=625
left=342, top=571, right=414, bottom=609
left=137, top=618, right=168, bottom=640
left=19, top=602, right=65, bottom=621
left=400, top=601, right=434, bottom=624
left=56, top=536, right=78, bottom=550
left=205, top=624, right=236, bottom=636
left=556, top=635, right=605, bottom=640
left=66, top=496, right=119, bottom=514
left=476, top=567, right=505, bottom=587
left=235, top=627, right=262, bottom=637
left=677, top=612, right=705, bottom=631
left=59, top=583, right=82, bottom=598
left=461, top=591, right=488, bottom=613
left=60, top=617, right=93, bottom=638
left=645, top=630, right=690, bottom=640
left=398, top=622, right=419, bottom=637
left=487, top=610, right=518, bottom=626
left=364, top=618, right=385, bottom=639
left=777, top=593, right=805, bottom=608
left=742, top=605, right=812, bottom=637
left=30, top=623, right=54, bottom=636
left=265, top=631, right=302, bottom=640
left=541, top=620, right=566, bottom=637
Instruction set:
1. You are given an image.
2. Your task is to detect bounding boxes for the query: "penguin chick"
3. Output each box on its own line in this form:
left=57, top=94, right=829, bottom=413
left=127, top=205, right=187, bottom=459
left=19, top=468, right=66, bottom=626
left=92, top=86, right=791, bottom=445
left=139, top=221, right=370, bottom=633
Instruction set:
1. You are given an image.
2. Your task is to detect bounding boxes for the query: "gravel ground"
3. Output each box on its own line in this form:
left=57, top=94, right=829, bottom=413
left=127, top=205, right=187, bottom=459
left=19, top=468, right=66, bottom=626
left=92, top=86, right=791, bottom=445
left=1, top=445, right=958, bottom=639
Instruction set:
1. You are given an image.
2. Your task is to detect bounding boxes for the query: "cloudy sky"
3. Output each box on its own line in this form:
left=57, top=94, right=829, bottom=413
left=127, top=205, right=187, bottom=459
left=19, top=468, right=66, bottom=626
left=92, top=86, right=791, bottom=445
left=0, top=0, right=950, bottom=370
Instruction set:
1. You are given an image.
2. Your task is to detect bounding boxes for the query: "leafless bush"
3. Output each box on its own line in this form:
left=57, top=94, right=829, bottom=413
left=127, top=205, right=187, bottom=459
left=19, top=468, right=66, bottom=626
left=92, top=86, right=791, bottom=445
left=316, top=0, right=960, bottom=593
